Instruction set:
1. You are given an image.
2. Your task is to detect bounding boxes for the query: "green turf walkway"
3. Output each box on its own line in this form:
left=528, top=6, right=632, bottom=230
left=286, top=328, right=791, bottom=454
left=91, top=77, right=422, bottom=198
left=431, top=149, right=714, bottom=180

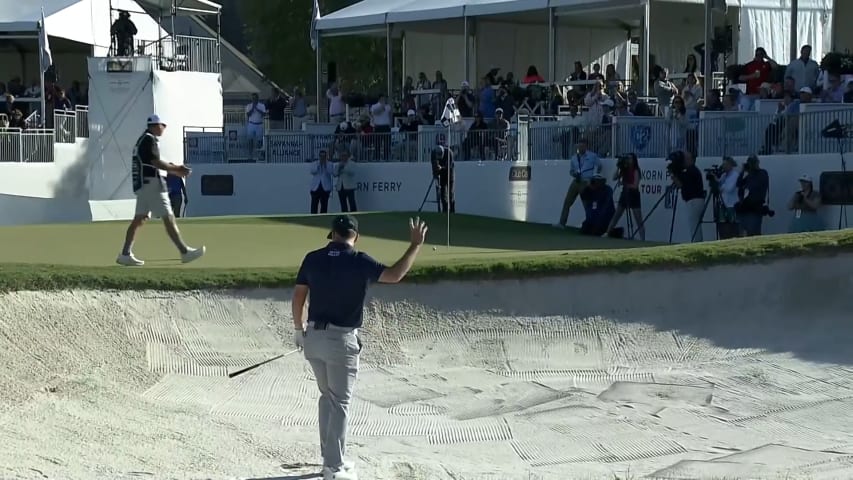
left=0, top=212, right=850, bottom=291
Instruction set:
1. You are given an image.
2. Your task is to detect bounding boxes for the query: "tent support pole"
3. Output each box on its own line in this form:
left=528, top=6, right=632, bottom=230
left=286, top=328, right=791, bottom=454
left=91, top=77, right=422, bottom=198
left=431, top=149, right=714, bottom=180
left=790, top=0, right=798, bottom=61
left=464, top=16, right=469, bottom=83
left=703, top=0, right=713, bottom=100
left=386, top=23, right=393, bottom=101
left=316, top=33, right=322, bottom=123
left=641, top=0, right=650, bottom=96
left=548, top=8, right=556, bottom=82
left=401, top=31, right=406, bottom=92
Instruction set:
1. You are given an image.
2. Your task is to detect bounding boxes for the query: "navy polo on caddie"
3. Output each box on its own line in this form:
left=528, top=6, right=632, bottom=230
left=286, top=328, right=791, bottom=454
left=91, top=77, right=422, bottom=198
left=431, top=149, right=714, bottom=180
left=295, top=240, right=386, bottom=329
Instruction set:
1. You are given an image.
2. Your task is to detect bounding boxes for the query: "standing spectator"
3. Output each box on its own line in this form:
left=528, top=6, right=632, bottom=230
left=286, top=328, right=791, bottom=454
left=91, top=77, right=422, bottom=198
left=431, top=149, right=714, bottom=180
left=654, top=69, right=678, bottom=116
left=735, top=155, right=770, bottom=237
left=291, top=88, right=308, bottom=129
left=54, top=87, right=73, bottom=111
left=334, top=150, right=358, bottom=213
left=456, top=81, right=475, bottom=117
left=605, top=153, right=645, bottom=240
left=266, top=88, right=290, bottom=130
left=477, top=77, right=496, bottom=118
left=415, top=72, right=432, bottom=111
left=166, top=173, right=187, bottom=218
left=668, top=95, right=690, bottom=151
left=111, top=11, right=137, bottom=56
left=309, top=149, right=333, bottom=214
left=245, top=93, right=266, bottom=155
left=715, top=157, right=741, bottom=239
left=740, top=48, right=777, bottom=95
left=523, top=65, right=545, bottom=84
left=555, top=138, right=602, bottom=228
left=604, top=64, right=621, bottom=95
left=69, top=81, right=86, bottom=107
left=785, top=45, right=820, bottom=92
left=569, top=61, right=587, bottom=81
left=589, top=64, right=605, bottom=82
left=370, top=94, right=392, bottom=159
left=788, top=174, right=823, bottom=233
left=821, top=74, right=846, bottom=103
left=326, top=84, right=346, bottom=123
left=684, top=54, right=699, bottom=74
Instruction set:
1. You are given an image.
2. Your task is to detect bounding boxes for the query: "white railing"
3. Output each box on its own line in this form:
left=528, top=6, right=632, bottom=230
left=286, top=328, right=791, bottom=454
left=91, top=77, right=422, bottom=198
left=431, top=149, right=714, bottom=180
left=75, top=105, right=89, bottom=138
left=140, top=35, right=220, bottom=74
left=54, top=110, right=77, bottom=144
left=0, top=128, right=23, bottom=162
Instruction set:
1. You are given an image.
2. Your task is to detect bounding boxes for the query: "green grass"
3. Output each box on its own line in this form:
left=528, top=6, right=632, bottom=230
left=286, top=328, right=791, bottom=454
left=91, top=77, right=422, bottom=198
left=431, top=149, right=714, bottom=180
left=0, top=211, right=850, bottom=291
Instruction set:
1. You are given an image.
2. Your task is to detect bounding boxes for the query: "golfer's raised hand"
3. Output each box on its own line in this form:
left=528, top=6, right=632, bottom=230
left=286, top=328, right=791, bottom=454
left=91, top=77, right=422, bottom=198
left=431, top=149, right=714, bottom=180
left=409, top=217, right=428, bottom=246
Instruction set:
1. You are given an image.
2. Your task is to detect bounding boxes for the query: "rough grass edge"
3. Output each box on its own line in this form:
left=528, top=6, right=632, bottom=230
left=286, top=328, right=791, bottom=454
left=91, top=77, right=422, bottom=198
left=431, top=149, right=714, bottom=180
left=2, top=229, right=852, bottom=292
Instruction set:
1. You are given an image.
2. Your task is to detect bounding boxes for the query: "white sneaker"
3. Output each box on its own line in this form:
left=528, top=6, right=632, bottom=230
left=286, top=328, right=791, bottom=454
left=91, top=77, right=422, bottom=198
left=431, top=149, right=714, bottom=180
left=116, top=253, right=144, bottom=266
left=181, top=246, right=206, bottom=264
left=323, top=465, right=357, bottom=480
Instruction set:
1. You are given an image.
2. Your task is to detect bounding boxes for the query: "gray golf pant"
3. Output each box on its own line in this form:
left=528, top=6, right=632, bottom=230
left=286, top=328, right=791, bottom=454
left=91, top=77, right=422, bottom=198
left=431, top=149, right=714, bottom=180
left=303, top=323, right=361, bottom=470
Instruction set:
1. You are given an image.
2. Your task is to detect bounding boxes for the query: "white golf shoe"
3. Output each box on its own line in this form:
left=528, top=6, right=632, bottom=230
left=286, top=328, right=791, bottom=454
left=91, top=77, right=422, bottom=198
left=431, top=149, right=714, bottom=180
left=116, top=253, right=144, bottom=266
left=323, top=464, right=357, bottom=480
left=181, top=246, right=206, bottom=264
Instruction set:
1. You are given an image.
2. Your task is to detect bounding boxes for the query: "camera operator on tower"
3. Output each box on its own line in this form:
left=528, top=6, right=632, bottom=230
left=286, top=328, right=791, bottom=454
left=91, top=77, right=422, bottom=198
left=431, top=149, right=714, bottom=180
left=668, top=150, right=705, bottom=242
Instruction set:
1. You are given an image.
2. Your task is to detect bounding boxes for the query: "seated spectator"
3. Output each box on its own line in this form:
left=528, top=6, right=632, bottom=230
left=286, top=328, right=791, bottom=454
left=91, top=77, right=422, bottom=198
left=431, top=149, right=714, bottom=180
left=8, top=109, right=25, bottom=129
left=821, top=73, right=846, bottom=103
left=417, top=104, right=434, bottom=125
left=845, top=82, right=853, bottom=103
left=703, top=89, right=724, bottom=111
left=761, top=90, right=801, bottom=154
left=787, top=174, right=823, bottom=233
left=604, top=64, right=621, bottom=95
left=495, top=86, right=515, bottom=120
left=722, top=93, right=739, bottom=111
left=613, top=96, right=633, bottom=117
left=584, top=80, right=607, bottom=125
left=522, top=65, right=544, bottom=84
left=24, top=80, right=40, bottom=98
left=0, top=113, right=8, bottom=129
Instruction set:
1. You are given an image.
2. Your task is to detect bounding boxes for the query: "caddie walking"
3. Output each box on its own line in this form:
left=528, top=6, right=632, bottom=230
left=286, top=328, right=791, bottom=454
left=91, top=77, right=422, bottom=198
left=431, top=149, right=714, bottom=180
left=291, top=215, right=427, bottom=480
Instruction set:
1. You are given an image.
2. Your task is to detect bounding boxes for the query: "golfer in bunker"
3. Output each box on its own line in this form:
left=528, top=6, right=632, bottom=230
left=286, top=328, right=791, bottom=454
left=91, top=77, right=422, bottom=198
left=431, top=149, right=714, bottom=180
left=291, top=215, right=427, bottom=480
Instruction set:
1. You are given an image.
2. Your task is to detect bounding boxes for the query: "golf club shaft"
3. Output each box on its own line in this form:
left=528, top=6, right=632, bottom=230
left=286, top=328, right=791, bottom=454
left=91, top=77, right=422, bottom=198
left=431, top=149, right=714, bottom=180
left=228, top=349, right=299, bottom=378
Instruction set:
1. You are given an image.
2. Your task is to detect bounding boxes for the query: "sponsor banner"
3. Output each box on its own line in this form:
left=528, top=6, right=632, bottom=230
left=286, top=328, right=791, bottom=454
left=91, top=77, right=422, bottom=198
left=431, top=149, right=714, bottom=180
left=185, top=132, right=224, bottom=164
left=186, top=154, right=849, bottom=243
left=612, top=117, right=671, bottom=159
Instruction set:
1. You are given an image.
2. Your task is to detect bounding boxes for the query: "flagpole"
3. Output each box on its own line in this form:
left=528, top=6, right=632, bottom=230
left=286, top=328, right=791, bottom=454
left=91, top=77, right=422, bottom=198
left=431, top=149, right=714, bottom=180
left=38, top=13, right=47, bottom=127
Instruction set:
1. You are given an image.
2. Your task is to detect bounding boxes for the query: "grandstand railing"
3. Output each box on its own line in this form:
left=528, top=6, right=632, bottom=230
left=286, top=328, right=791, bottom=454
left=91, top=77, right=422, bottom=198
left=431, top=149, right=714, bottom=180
left=140, top=35, right=220, bottom=74
left=187, top=107, right=853, bottom=165
left=54, top=110, right=77, bottom=144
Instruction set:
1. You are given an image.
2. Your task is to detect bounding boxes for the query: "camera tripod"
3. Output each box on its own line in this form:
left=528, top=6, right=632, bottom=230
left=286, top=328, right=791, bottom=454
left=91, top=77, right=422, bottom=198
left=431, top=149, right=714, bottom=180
left=833, top=137, right=849, bottom=230
left=631, top=184, right=680, bottom=244
left=417, top=175, right=440, bottom=213
left=691, top=187, right=723, bottom=242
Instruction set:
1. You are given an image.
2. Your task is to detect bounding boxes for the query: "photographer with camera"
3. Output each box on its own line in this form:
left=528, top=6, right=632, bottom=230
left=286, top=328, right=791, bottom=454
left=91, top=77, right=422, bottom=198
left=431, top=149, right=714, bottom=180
left=579, top=174, right=615, bottom=236
left=667, top=150, right=706, bottom=242
left=787, top=174, right=823, bottom=233
left=735, top=154, right=772, bottom=236
left=431, top=142, right=455, bottom=213
left=605, top=153, right=645, bottom=240
left=707, top=157, right=741, bottom=239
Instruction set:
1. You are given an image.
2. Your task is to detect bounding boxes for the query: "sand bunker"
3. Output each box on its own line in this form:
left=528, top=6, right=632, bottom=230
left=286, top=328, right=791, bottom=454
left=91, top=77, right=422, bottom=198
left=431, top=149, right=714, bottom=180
left=2, top=254, right=853, bottom=479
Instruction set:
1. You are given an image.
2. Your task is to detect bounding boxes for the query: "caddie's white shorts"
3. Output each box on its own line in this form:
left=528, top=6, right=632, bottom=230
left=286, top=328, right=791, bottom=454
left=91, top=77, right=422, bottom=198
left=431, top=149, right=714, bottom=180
left=135, top=178, right=174, bottom=219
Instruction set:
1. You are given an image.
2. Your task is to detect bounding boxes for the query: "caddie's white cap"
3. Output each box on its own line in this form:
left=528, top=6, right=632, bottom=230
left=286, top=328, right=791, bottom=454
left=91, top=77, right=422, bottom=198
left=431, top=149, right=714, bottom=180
left=147, top=114, right=166, bottom=126
left=339, top=121, right=348, bottom=129
left=461, top=80, right=470, bottom=87
left=799, top=87, right=813, bottom=94
left=799, top=174, right=813, bottom=183
left=407, top=109, right=416, bottom=116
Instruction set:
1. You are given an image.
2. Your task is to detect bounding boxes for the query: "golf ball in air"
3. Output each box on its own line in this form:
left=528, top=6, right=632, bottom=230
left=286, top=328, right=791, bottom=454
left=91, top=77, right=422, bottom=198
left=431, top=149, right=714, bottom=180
left=432, top=247, right=437, bottom=251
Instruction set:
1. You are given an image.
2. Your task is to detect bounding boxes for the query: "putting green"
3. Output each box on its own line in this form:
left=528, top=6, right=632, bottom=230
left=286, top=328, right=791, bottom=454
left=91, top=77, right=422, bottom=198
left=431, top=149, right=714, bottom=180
left=0, top=212, right=850, bottom=292
left=0, top=212, right=637, bottom=269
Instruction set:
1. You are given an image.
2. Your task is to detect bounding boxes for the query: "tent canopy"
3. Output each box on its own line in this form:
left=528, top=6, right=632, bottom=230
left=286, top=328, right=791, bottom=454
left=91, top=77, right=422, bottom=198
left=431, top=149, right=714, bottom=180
left=137, top=0, right=221, bottom=15
left=316, top=0, right=834, bottom=34
left=0, top=0, right=167, bottom=54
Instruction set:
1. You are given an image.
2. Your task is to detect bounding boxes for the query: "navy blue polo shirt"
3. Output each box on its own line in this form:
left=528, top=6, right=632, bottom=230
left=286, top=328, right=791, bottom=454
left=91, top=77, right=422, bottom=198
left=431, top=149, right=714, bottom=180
left=295, top=242, right=387, bottom=328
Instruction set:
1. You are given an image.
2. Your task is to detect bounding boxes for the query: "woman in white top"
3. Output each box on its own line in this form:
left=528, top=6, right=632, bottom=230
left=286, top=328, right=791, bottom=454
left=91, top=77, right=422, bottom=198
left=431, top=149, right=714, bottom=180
left=309, top=149, right=333, bottom=214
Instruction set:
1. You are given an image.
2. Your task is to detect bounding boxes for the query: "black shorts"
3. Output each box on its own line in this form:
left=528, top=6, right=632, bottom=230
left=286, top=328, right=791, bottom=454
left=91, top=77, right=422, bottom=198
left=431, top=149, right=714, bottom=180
left=619, top=188, right=641, bottom=209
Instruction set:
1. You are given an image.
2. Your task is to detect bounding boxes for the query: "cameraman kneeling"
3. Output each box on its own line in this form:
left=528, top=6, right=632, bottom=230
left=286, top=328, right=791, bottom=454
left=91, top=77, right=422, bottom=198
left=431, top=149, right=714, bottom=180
left=735, top=154, right=771, bottom=236
left=579, top=174, right=615, bottom=236
left=669, top=150, right=705, bottom=242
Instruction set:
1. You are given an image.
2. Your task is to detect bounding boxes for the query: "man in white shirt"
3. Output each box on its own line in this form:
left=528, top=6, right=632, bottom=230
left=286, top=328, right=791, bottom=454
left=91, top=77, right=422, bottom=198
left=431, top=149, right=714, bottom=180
left=371, top=95, right=393, bottom=159
left=334, top=150, right=358, bottom=212
left=326, top=84, right=346, bottom=123
left=714, top=156, right=740, bottom=239
left=245, top=93, right=266, bottom=156
left=785, top=45, right=820, bottom=92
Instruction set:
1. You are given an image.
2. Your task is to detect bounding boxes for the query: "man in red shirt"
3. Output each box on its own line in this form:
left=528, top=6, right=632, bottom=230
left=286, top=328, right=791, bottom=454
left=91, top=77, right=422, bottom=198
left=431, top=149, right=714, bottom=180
left=740, top=47, right=778, bottom=96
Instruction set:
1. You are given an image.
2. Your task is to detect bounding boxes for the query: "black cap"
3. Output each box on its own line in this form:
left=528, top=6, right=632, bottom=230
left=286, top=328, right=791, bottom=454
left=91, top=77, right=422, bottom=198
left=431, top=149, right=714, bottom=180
left=327, top=215, right=359, bottom=239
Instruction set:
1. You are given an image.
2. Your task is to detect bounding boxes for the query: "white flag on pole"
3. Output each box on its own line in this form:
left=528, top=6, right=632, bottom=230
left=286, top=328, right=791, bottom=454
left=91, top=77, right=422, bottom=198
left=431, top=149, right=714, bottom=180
left=310, top=0, right=320, bottom=51
left=39, top=8, right=53, bottom=73
left=440, top=97, right=463, bottom=129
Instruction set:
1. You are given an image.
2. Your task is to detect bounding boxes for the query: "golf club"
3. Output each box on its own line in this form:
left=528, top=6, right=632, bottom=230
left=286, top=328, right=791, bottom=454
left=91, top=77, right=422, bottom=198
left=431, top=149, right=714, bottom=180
left=227, top=349, right=300, bottom=379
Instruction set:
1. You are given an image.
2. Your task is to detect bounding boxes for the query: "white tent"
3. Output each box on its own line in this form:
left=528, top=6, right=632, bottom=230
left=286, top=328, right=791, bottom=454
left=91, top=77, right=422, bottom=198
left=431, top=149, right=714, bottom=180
left=139, top=0, right=221, bottom=15
left=0, top=0, right=167, bottom=54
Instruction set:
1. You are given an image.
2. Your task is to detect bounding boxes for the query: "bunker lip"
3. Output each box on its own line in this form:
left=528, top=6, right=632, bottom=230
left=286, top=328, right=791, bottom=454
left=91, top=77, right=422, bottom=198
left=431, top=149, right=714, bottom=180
left=1, top=253, right=851, bottom=479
